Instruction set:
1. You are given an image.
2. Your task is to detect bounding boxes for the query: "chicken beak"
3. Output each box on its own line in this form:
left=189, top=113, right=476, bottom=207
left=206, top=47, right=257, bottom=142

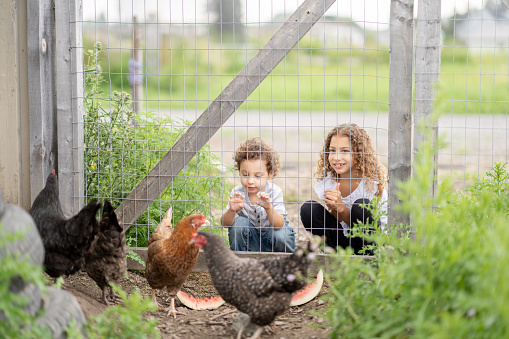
left=192, top=217, right=210, bottom=231
left=195, top=218, right=210, bottom=231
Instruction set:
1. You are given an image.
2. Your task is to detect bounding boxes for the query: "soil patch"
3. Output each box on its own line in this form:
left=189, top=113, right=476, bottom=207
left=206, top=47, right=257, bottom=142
left=59, top=270, right=331, bottom=338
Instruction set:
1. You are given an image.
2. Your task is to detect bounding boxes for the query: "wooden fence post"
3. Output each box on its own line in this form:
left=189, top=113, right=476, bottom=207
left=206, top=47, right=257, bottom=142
left=131, top=16, right=143, bottom=114
left=388, top=0, right=414, bottom=226
left=27, top=0, right=57, bottom=205
left=55, top=0, right=85, bottom=214
left=414, top=0, right=441, bottom=210
left=27, top=0, right=83, bottom=215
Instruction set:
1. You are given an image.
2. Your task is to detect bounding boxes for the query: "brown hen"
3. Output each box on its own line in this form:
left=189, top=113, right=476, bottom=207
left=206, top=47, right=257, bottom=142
left=145, top=207, right=209, bottom=317
left=85, top=199, right=127, bottom=305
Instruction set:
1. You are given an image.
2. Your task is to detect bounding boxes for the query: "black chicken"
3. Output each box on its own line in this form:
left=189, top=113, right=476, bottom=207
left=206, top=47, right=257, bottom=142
left=85, top=199, right=127, bottom=305
left=192, top=231, right=320, bottom=339
left=29, top=170, right=101, bottom=278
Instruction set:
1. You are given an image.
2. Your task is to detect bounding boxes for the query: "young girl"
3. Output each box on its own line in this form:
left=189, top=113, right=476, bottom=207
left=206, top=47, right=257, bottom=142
left=300, top=123, right=388, bottom=254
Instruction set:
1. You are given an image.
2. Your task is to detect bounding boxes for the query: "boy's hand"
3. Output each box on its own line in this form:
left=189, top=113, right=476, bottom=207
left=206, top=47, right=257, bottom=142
left=229, top=192, right=245, bottom=212
left=255, top=192, right=272, bottom=210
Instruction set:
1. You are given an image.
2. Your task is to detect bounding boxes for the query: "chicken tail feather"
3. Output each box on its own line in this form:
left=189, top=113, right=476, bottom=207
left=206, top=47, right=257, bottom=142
left=66, top=199, right=101, bottom=244
left=148, top=206, right=173, bottom=245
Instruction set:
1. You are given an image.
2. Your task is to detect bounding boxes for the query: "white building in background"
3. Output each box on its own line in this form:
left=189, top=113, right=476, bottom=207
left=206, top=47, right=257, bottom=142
left=264, top=14, right=372, bottom=47
left=452, top=7, right=509, bottom=48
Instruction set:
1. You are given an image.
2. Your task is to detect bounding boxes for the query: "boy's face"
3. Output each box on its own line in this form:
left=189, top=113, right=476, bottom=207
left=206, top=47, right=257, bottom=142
left=328, top=135, right=356, bottom=178
left=239, top=159, right=273, bottom=195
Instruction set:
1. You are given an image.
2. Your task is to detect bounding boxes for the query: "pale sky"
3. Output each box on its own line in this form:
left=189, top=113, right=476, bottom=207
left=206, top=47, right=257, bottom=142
left=83, top=0, right=487, bottom=27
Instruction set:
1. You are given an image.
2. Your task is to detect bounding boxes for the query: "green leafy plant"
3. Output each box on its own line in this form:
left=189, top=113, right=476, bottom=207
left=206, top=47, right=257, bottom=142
left=83, top=43, right=233, bottom=247
left=0, top=225, right=50, bottom=338
left=0, top=221, right=157, bottom=339
left=471, top=161, right=509, bottom=196
left=68, top=284, right=160, bottom=339
left=323, top=122, right=509, bottom=338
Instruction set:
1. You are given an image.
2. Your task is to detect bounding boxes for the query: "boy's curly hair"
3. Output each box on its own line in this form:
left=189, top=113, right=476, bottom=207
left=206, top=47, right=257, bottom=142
left=233, top=137, right=281, bottom=177
left=314, top=123, right=387, bottom=197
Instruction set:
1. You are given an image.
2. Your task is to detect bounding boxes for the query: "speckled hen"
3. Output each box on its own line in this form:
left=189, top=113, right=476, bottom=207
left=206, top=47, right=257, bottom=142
left=192, top=231, right=320, bottom=339
left=145, top=208, right=209, bottom=318
left=85, top=199, right=127, bottom=305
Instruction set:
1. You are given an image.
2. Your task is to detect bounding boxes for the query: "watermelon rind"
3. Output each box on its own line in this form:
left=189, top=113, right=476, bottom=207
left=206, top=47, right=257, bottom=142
left=177, top=290, right=225, bottom=310
left=290, top=269, right=324, bottom=306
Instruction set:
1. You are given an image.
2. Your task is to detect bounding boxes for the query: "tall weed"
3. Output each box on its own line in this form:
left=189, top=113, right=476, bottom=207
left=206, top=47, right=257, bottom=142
left=68, top=285, right=160, bottom=339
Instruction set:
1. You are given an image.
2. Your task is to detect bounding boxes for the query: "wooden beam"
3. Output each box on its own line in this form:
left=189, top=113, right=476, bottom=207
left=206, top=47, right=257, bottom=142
left=116, top=0, right=337, bottom=228
left=388, top=0, right=414, bottom=226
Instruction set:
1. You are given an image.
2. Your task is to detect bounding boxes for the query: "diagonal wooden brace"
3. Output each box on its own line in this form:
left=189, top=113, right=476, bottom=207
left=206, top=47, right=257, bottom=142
left=116, top=0, right=337, bottom=229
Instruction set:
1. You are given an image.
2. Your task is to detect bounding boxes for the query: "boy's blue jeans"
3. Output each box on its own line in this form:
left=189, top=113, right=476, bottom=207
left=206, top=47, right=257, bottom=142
left=228, top=216, right=296, bottom=252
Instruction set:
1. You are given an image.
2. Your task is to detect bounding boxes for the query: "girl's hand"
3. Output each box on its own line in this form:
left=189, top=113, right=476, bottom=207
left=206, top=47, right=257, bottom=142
left=229, top=192, right=245, bottom=212
left=255, top=192, right=272, bottom=209
left=324, top=183, right=342, bottom=211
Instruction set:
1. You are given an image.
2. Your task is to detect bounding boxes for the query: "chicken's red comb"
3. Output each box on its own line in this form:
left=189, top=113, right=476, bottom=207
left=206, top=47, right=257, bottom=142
left=52, top=169, right=55, bottom=175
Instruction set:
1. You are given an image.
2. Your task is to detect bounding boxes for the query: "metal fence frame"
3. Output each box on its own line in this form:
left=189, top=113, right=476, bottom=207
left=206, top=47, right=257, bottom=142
left=25, top=0, right=446, bottom=227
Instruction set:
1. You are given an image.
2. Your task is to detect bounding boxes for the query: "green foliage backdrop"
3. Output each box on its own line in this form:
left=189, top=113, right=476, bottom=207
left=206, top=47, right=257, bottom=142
left=83, top=43, right=233, bottom=247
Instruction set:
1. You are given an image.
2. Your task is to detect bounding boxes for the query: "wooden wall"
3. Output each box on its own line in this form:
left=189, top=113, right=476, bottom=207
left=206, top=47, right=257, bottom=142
left=0, top=0, right=31, bottom=210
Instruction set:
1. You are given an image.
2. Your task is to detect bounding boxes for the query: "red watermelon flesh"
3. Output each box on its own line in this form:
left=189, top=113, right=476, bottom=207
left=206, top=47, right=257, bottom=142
left=177, top=290, right=225, bottom=310
left=290, top=269, right=324, bottom=306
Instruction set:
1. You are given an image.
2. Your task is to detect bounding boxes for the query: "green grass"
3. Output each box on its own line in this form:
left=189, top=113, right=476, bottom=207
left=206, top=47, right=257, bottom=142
left=89, top=36, right=509, bottom=115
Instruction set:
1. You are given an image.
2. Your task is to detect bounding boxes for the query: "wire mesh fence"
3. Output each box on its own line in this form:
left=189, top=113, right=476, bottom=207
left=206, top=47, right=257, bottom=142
left=78, top=0, right=508, bottom=253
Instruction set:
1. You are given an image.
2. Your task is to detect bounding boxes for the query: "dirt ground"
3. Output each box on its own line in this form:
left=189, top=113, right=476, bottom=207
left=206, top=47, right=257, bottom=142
left=57, top=152, right=330, bottom=338
left=60, top=270, right=331, bottom=339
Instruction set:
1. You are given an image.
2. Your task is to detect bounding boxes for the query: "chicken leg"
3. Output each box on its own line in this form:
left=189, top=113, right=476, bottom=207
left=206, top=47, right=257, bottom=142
left=236, top=323, right=263, bottom=339
left=151, top=289, right=163, bottom=308
left=236, top=323, right=245, bottom=339
left=101, top=286, right=111, bottom=306
left=166, top=296, right=185, bottom=318
left=246, top=327, right=264, bottom=339
left=151, top=290, right=185, bottom=318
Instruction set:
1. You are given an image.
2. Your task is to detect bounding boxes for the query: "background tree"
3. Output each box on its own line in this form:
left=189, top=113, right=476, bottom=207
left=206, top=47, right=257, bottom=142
left=209, top=0, right=245, bottom=42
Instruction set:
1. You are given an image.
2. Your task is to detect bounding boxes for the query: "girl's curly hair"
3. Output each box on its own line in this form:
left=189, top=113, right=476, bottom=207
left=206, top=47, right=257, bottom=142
left=314, top=123, right=387, bottom=197
left=233, top=137, right=281, bottom=177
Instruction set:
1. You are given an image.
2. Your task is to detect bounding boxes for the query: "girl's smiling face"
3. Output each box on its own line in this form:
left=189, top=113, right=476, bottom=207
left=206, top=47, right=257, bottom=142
left=328, top=135, right=357, bottom=178
left=239, top=159, right=273, bottom=196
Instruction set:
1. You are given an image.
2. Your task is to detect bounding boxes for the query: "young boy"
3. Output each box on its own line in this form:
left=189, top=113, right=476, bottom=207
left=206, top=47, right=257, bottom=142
left=221, top=137, right=296, bottom=252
